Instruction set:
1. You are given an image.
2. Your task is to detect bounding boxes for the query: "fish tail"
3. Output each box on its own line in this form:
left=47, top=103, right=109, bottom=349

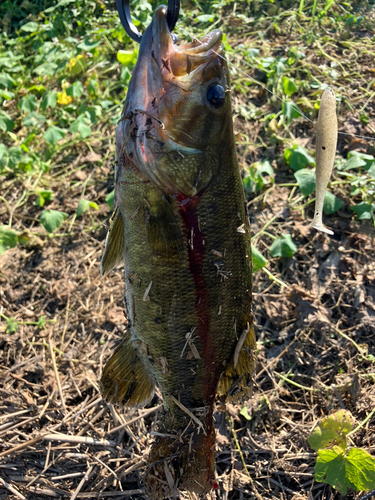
left=146, top=414, right=216, bottom=498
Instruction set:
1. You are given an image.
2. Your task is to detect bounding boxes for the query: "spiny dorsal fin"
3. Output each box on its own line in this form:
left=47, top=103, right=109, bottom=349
left=100, top=209, right=124, bottom=277
left=216, top=320, right=256, bottom=399
left=101, top=335, right=155, bottom=407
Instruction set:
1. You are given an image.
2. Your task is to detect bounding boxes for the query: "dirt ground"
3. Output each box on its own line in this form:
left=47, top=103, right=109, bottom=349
left=1, top=6, right=375, bottom=500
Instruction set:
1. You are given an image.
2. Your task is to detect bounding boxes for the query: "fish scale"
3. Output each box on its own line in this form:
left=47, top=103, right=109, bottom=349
left=100, top=5, right=255, bottom=497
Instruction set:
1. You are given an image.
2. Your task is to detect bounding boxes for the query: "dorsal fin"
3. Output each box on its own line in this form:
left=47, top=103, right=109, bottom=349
left=100, top=209, right=124, bottom=277
left=101, top=334, right=155, bottom=407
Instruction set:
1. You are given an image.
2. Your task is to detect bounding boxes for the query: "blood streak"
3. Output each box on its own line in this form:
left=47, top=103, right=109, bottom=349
left=177, top=194, right=218, bottom=405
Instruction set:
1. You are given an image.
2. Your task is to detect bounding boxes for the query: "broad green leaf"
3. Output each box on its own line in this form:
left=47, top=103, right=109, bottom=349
left=6, top=317, right=18, bottom=334
left=246, top=48, right=260, bottom=59
left=19, top=94, right=38, bottom=113
left=0, top=72, right=15, bottom=88
left=44, top=126, right=66, bottom=145
left=282, top=100, right=303, bottom=123
left=243, top=160, right=274, bottom=194
left=22, top=112, right=46, bottom=128
left=282, top=76, right=298, bottom=96
left=34, top=190, right=53, bottom=208
left=0, top=226, right=18, bottom=255
left=41, top=90, right=57, bottom=111
left=67, top=55, right=86, bottom=75
left=20, top=22, right=39, bottom=32
left=0, top=111, right=15, bottom=132
left=28, top=84, right=46, bottom=95
left=239, top=406, right=251, bottom=420
left=323, top=191, right=344, bottom=214
left=66, top=81, right=84, bottom=99
left=34, top=62, right=58, bottom=77
left=70, top=115, right=92, bottom=139
left=117, top=49, right=138, bottom=66
left=294, top=168, right=316, bottom=196
left=351, top=202, right=374, bottom=220
left=315, top=446, right=375, bottom=495
left=344, top=151, right=374, bottom=171
left=40, top=210, right=68, bottom=233
left=106, top=190, right=115, bottom=210
left=269, top=234, right=297, bottom=258
left=251, top=244, right=268, bottom=272
left=45, top=0, right=75, bottom=12
left=76, top=199, right=99, bottom=217
left=87, top=78, right=99, bottom=95
left=284, top=145, right=315, bottom=171
left=308, top=410, right=354, bottom=451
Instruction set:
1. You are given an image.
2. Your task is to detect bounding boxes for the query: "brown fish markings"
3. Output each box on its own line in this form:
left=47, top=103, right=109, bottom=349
left=100, top=6, right=255, bottom=497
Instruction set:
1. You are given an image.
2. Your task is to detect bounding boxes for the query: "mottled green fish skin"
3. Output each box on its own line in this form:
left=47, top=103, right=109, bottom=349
left=101, top=6, right=255, bottom=497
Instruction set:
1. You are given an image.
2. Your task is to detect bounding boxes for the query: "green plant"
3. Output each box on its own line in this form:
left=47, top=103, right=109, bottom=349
left=308, top=410, right=375, bottom=495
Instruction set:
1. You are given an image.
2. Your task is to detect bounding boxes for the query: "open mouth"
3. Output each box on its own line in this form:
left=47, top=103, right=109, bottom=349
left=169, top=30, right=223, bottom=77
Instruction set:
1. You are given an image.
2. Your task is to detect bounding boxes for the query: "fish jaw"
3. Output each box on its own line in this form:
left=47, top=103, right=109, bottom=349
left=117, top=6, right=231, bottom=196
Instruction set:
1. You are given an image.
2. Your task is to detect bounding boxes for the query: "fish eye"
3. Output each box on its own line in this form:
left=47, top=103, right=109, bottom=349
left=206, top=84, right=226, bottom=109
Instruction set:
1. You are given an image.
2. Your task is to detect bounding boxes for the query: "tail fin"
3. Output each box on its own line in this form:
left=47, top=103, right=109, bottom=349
left=146, top=414, right=216, bottom=498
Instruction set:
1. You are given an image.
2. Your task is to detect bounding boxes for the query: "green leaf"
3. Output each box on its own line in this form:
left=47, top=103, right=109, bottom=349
left=87, top=78, right=99, bottom=95
left=37, top=316, right=46, bottom=329
left=285, top=145, right=315, bottom=171
left=19, top=94, right=38, bottom=113
left=20, top=21, right=39, bottom=32
left=22, top=112, right=46, bottom=128
left=34, top=62, right=58, bottom=77
left=239, top=405, right=251, bottom=420
left=77, top=38, right=101, bottom=51
left=315, top=446, right=375, bottom=495
left=44, top=0, right=75, bottom=12
left=105, top=190, right=115, bottom=210
left=308, top=410, right=354, bottom=451
left=44, top=126, right=66, bottom=145
left=6, top=317, right=18, bottom=334
left=243, top=160, right=274, bottom=194
left=351, top=202, right=375, bottom=220
left=269, top=234, right=297, bottom=258
left=251, top=244, right=268, bottom=272
left=41, top=90, right=57, bottom=111
left=323, top=191, right=344, bottom=214
left=281, top=100, right=303, bottom=123
left=0, top=72, right=15, bottom=88
left=0, top=226, right=18, bottom=255
left=246, top=48, right=260, bottom=59
left=0, top=111, right=15, bottom=132
left=0, top=89, right=15, bottom=100
left=66, top=81, right=84, bottom=99
left=294, top=168, right=316, bottom=196
left=282, top=76, right=298, bottom=97
left=70, top=115, right=92, bottom=139
left=196, top=14, right=215, bottom=22
left=345, top=151, right=374, bottom=171
left=34, top=190, right=54, bottom=207
left=40, top=210, right=68, bottom=233
left=117, top=49, right=138, bottom=66
left=76, top=199, right=98, bottom=217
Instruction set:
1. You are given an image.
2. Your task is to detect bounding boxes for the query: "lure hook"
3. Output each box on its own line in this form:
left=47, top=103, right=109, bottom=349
left=116, top=0, right=180, bottom=43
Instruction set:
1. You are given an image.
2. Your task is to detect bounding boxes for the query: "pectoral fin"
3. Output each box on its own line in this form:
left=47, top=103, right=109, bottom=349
left=146, top=194, right=183, bottom=257
left=100, top=209, right=124, bottom=277
left=101, top=335, right=155, bottom=407
left=217, top=320, right=256, bottom=398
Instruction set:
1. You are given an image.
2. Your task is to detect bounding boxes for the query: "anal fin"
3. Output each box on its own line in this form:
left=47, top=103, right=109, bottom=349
left=100, top=209, right=124, bottom=277
left=217, top=320, right=256, bottom=398
left=101, top=335, right=155, bottom=407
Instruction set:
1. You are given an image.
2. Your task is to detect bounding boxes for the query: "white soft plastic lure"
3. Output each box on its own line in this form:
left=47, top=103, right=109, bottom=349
left=310, top=87, right=338, bottom=235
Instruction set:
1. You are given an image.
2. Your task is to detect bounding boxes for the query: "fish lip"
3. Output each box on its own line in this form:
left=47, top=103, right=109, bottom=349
left=178, top=29, right=223, bottom=55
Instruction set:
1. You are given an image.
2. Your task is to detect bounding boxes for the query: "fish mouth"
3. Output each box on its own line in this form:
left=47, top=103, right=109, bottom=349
left=118, top=6, right=225, bottom=195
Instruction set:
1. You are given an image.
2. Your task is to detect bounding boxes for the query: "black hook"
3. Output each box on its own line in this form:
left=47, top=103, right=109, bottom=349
left=116, top=0, right=180, bottom=43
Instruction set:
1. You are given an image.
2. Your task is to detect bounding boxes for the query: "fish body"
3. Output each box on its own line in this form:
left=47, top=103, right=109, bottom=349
left=101, top=7, right=255, bottom=497
left=310, top=87, right=338, bottom=235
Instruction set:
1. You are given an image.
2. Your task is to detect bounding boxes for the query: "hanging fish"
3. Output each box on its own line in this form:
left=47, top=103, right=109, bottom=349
left=310, top=87, right=338, bottom=235
left=100, top=5, right=255, bottom=498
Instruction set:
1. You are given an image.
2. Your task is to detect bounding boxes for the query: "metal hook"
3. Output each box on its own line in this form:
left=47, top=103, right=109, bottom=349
left=116, top=0, right=180, bottom=43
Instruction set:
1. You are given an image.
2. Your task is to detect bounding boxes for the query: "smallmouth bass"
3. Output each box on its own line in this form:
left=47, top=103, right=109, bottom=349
left=100, top=6, right=255, bottom=497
